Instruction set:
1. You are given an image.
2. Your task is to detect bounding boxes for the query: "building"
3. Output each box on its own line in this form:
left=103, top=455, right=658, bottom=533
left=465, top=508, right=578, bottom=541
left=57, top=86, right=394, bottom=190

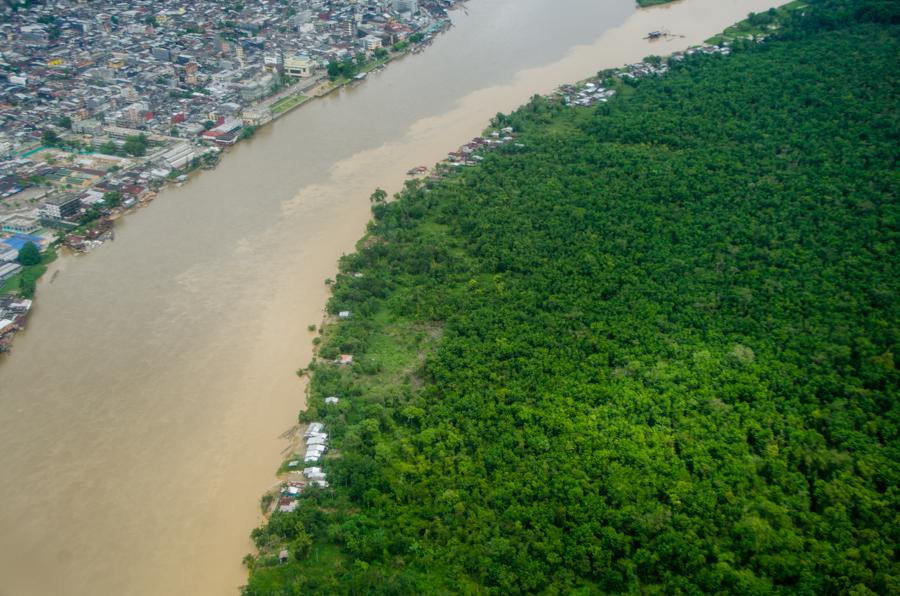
left=364, top=36, right=383, bottom=52
left=200, top=118, right=243, bottom=146
left=0, top=262, right=23, bottom=284
left=43, top=195, right=82, bottom=220
left=263, top=51, right=283, bottom=73
left=284, top=55, right=315, bottom=78
left=394, top=0, right=418, bottom=14
left=242, top=108, right=273, bottom=127
left=0, top=318, right=17, bottom=336
left=239, top=74, right=273, bottom=102
left=159, top=142, right=196, bottom=170
left=1, top=215, right=40, bottom=235
left=0, top=248, right=18, bottom=263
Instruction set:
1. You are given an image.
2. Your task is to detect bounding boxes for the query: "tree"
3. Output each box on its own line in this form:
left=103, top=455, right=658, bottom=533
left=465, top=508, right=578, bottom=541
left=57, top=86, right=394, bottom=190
left=42, top=129, right=60, bottom=146
left=292, top=523, right=312, bottom=560
left=123, top=134, right=148, bottom=156
left=99, top=141, right=119, bottom=155
left=18, top=276, right=36, bottom=299
left=16, top=242, right=41, bottom=266
left=58, top=115, right=72, bottom=129
left=369, top=188, right=387, bottom=204
left=103, top=191, right=122, bottom=208
left=327, top=60, right=340, bottom=80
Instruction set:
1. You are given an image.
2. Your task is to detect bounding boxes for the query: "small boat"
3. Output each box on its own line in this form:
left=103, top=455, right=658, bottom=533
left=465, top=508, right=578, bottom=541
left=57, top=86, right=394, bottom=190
left=646, top=30, right=664, bottom=40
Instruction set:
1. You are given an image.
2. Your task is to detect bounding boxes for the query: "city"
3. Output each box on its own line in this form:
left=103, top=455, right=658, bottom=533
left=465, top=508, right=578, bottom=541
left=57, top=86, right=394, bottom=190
left=0, top=0, right=456, bottom=349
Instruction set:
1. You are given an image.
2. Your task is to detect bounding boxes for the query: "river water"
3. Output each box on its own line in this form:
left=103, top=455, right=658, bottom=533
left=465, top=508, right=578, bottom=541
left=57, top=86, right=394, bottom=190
left=0, top=0, right=786, bottom=594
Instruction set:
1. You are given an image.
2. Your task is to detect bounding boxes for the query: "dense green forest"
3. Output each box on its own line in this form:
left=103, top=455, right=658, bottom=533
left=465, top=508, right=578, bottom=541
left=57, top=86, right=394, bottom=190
left=244, top=0, right=899, bottom=593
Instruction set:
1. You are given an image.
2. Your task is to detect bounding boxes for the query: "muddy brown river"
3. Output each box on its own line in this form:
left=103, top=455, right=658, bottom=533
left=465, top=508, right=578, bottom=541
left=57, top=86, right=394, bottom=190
left=0, top=0, right=786, bottom=593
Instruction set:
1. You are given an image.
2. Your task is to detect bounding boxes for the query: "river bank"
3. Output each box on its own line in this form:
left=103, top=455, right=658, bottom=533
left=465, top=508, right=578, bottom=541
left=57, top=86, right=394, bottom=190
left=0, top=1, right=791, bottom=595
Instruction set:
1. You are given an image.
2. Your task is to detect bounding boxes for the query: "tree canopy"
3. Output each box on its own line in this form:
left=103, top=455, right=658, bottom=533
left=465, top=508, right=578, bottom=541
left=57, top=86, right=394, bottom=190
left=245, top=0, right=899, bottom=593
left=16, top=242, right=40, bottom=267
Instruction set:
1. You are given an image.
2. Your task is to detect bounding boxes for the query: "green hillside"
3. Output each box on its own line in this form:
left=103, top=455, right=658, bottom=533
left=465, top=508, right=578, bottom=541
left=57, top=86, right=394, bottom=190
left=245, top=0, right=899, bottom=593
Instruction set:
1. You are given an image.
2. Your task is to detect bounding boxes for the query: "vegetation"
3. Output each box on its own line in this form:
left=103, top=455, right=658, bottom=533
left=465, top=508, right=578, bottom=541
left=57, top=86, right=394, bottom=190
left=271, top=95, right=308, bottom=115
left=41, top=129, right=60, bottom=146
left=95, top=135, right=149, bottom=158
left=103, top=191, right=122, bottom=208
left=123, top=134, right=149, bottom=157
left=708, top=2, right=808, bottom=45
left=1, top=247, right=56, bottom=299
left=327, top=58, right=355, bottom=81
left=15, top=242, right=40, bottom=266
left=246, top=1, right=899, bottom=593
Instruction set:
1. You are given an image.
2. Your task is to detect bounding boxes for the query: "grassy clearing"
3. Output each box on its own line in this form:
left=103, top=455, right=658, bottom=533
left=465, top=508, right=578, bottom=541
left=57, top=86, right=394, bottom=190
left=707, top=1, right=806, bottom=44
left=271, top=94, right=308, bottom=115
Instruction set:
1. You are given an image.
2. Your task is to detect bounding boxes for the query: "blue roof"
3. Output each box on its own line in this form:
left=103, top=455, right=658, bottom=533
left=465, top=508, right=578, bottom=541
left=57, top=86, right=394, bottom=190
left=1, top=234, right=44, bottom=252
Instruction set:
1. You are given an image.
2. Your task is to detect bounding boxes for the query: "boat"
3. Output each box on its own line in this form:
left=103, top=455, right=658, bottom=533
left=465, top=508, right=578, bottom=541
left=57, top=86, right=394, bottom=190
left=646, top=30, right=664, bottom=40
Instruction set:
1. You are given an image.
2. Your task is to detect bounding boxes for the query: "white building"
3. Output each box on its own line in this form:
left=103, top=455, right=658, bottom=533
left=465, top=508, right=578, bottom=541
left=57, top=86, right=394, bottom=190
left=394, top=0, right=418, bottom=14
left=284, top=55, right=315, bottom=78
left=160, top=142, right=196, bottom=170
left=364, top=35, right=383, bottom=52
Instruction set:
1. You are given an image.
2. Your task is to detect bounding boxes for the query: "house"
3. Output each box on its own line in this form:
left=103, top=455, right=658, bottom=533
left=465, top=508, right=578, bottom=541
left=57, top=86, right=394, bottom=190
left=304, top=422, right=324, bottom=437
left=0, top=263, right=23, bottom=283
left=305, top=446, right=326, bottom=461
left=279, top=549, right=290, bottom=563
left=6, top=300, right=32, bottom=314
left=338, top=311, right=351, bottom=318
left=0, top=319, right=17, bottom=335
left=0, top=248, right=18, bottom=263
left=325, top=396, right=339, bottom=405
left=306, top=470, right=327, bottom=482
left=338, top=354, right=353, bottom=365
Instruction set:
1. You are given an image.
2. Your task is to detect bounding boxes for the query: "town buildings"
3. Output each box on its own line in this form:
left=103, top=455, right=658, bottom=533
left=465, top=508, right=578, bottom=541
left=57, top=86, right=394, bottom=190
left=0, top=0, right=456, bottom=240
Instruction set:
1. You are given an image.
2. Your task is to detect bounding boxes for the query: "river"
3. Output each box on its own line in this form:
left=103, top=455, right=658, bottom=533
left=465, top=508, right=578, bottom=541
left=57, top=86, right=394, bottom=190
left=0, top=0, right=786, bottom=593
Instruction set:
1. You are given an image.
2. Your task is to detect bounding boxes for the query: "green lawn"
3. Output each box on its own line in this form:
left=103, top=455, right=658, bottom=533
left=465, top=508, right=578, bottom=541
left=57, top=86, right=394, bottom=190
left=271, top=94, right=308, bottom=115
